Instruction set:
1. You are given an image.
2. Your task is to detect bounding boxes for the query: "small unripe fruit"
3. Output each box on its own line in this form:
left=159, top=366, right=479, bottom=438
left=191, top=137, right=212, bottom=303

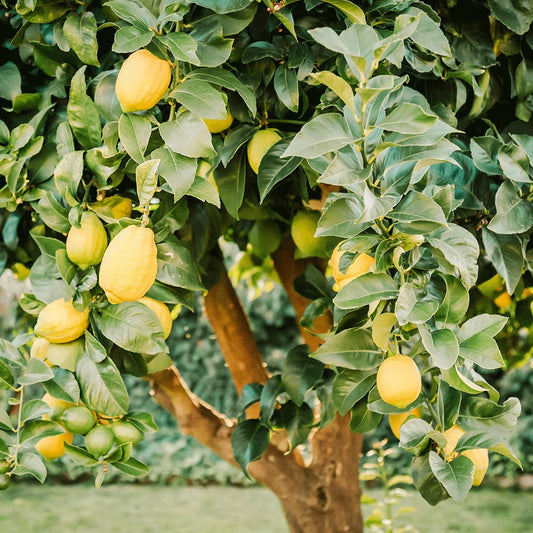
left=85, top=425, right=115, bottom=458
left=110, top=420, right=144, bottom=445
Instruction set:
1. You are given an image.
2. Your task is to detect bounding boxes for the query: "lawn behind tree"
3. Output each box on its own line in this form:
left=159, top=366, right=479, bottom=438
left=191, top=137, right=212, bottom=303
left=1, top=484, right=531, bottom=533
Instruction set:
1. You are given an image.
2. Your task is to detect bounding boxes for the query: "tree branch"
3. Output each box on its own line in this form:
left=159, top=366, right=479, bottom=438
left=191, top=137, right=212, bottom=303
left=202, top=265, right=269, bottom=418
left=271, top=235, right=332, bottom=352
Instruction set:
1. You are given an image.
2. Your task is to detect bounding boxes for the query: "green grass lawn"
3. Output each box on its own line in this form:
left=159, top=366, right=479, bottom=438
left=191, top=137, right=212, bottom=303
left=0, top=484, right=531, bottom=533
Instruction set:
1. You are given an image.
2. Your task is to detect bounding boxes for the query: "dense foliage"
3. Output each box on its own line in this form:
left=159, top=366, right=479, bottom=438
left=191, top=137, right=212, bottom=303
left=0, top=0, right=530, bottom=509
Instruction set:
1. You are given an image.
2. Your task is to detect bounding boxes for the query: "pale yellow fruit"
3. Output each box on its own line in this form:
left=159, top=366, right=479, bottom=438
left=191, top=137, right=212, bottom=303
left=443, top=424, right=489, bottom=486
left=137, top=297, right=173, bottom=339
left=115, top=49, right=172, bottom=113
left=493, top=292, right=511, bottom=309
left=30, top=337, right=49, bottom=361
left=66, top=211, right=108, bottom=270
left=203, top=108, right=233, bottom=133
left=90, top=196, right=133, bottom=221
left=376, top=355, right=421, bottom=409
left=463, top=448, right=489, bottom=486
left=34, top=299, right=89, bottom=343
left=98, top=225, right=158, bottom=304
left=247, top=129, right=281, bottom=173
left=42, top=393, right=75, bottom=413
left=388, top=407, right=422, bottom=439
left=330, top=242, right=375, bottom=292
left=35, top=432, right=74, bottom=461
left=291, top=210, right=332, bottom=258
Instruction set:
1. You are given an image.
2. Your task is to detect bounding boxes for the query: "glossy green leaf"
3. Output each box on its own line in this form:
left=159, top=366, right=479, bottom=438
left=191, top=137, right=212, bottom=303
left=63, top=11, right=99, bottom=66
left=333, top=369, right=376, bottom=416
left=488, top=181, right=533, bottom=234
left=334, top=273, right=398, bottom=309
left=282, top=345, right=324, bottom=407
left=160, top=112, right=216, bottom=158
left=231, top=419, right=270, bottom=477
left=172, top=79, right=227, bottom=119
left=429, top=452, right=473, bottom=504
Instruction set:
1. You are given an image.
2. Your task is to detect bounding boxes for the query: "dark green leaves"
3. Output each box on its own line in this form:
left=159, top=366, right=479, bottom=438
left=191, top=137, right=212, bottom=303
left=63, top=12, right=99, bottom=66
left=282, top=346, right=324, bottom=406
left=332, top=369, right=376, bottom=415
left=231, top=419, right=269, bottom=477
left=429, top=452, right=473, bottom=503
left=76, top=352, right=129, bottom=417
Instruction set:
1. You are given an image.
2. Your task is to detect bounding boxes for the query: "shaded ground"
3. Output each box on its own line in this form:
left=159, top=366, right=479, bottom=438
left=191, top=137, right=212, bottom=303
left=0, top=484, right=531, bottom=532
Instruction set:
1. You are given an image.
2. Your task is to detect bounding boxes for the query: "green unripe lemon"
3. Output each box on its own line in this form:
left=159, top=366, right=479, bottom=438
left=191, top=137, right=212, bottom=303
left=249, top=220, right=282, bottom=258
left=291, top=210, right=330, bottom=258
left=66, top=211, right=108, bottom=270
left=85, top=425, right=115, bottom=458
left=0, top=461, right=10, bottom=474
left=247, top=129, right=281, bottom=174
left=0, top=474, right=11, bottom=490
left=61, top=406, right=96, bottom=435
left=110, top=420, right=144, bottom=445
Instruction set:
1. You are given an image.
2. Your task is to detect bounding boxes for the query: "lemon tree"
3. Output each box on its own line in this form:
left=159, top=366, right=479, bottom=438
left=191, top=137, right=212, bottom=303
left=0, top=0, right=530, bottom=531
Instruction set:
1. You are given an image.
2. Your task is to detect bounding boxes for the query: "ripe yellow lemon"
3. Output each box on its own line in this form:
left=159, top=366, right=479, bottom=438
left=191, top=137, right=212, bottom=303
left=35, top=432, right=74, bottom=461
left=376, top=355, right=421, bottom=408
left=99, top=225, right=158, bottom=304
left=443, top=424, right=489, bottom=486
left=30, top=337, right=49, bottom=361
left=291, top=210, right=331, bottom=258
left=115, top=49, right=172, bottom=113
left=66, top=211, right=108, bottom=270
left=137, top=297, right=173, bottom=339
left=204, top=108, right=233, bottom=133
left=34, top=299, right=89, bottom=343
left=330, top=242, right=375, bottom=291
left=388, top=407, right=422, bottom=439
left=247, top=129, right=281, bottom=173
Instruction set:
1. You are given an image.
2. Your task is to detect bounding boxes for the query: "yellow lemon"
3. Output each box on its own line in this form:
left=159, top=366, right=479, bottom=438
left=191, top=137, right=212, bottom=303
left=115, top=49, right=172, bottom=113
left=90, top=196, right=133, bottom=221
left=388, top=407, right=422, bottom=439
left=443, top=424, right=489, bottom=486
left=30, top=337, right=49, bottom=361
left=463, top=448, right=489, bottom=486
left=12, top=263, right=31, bottom=280
left=66, top=211, right=108, bottom=270
left=98, top=225, right=158, bottom=304
left=493, top=292, right=512, bottom=309
left=247, top=129, right=281, bottom=173
left=203, top=108, right=233, bottom=133
left=137, top=297, right=173, bottom=339
left=34, top=299, right=89, bottom=344
left=330, top=242, right=375, bottom=291
left=376, top=355, right=421, bottom=409
left=35, top=432, right=74, bottom=461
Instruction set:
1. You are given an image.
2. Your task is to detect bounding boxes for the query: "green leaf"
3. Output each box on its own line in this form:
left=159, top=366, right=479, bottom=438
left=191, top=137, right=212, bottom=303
left=399, top=418, right=434, bottom=455
left=105, top=0, right=157, bottom=29
left=283, top=114, right=354, bottom=158
left=488, top=0, right=533, bottom=35
left=429, top=452, right=473, bottom=504
left=113, top=26, right=153, bottom=53
left=441, top=364, right=489, bottom=396
left=118, top=113, right=151, bottom=164
left=411, top=454, right=450, bottom=506
left=377, top=103, right=437, bottom=134
left=434, top=275, right=469, bottom=327
left=186, top=68, right=256, bottom=116
left=163, top=33, right=200, bottom=65
left=310, top=71, right=355, bottom=112
left=458, top=333, right=505, bottom=370
left=389, top=191, right=447, bottom=234
left=112, top=457, right=149, bottom=477
left=311, top=328, right=382, bottom=370
left=195, top=34, right=233, bottom=68
left=18, top=358, right=54, bottom=385
left=408, top=10, right=452, bottom=57
left=333, top=369, right=376, bottom=416
left=322, top=0, right=366, bottom=24
left=94, top=302, right=168, bottom=355
left=231, top=419, right=270, bottom=477
left=214, top=151, right=245, bottom=219
left=156, top=240, right=204, bottom=291
left=458, top=396, right=521, bottom=435
left=193, top=0, right=253, bottom=14
left=419, top=325, right=459, bottom=370
left=488, top=181, right=533, bottom=234
left=350, top=400, right=382, bottom=432
left=274, top=64, right=299, bottom=112
left=64, top=443, right=99, bottom=466
left=63, top=11, right=99, bottom=66
left=0, top=62, right=21, bottom=101
left=54, top=151, right=83, bottom=207
left=67, top=67, right=102, bottom=150
left=152, top=147, right=196, bottom=202
left=127, top=411, right=158, bottom=433
left=20, top=399, right=48, bottom=423
left=160, top=112, right=216, bottom=158
left=20, top=420, right=64, bottom=446
left=172, top=79, right=226, bottom=119
left=280, top=402, right=314, bottom=450
left=481, top=228, right=523, bottom=294
left=43, top=368, right=80, bottom=404
left=334, top=273, right=398, bottom=309
left=257, top=139, right=301, bottom=202
left=281, top=345, right=324, bottom=407
left=437, top=381, right=461, bottom=432
left=136, top=159, right=159, bottom=208
left=259, top=375, right=283, bottom=426
left=427, top=224, right=479, bottom=289
left=0, top=359, right=14, bottom=390
left=239, top=383, right=262, bottom=412
left=395, top=283, right=439, bottom=325
left=13, top=453, right=47, bottom=483
left=76, top=352, right=129, bottom=417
